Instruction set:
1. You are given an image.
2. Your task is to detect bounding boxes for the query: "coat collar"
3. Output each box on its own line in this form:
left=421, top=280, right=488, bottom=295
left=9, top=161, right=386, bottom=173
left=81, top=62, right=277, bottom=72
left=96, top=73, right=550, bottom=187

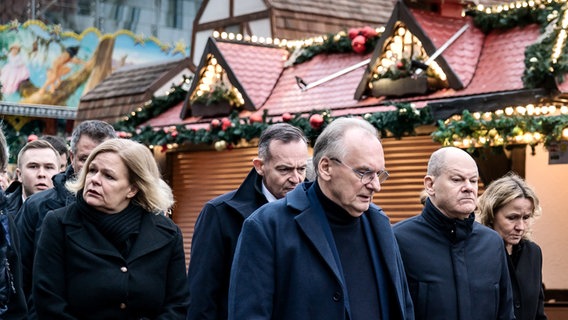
left=62, top=203, right=178, bottom=261
left=225, top=168, right=267, bottom=219
left=289, top=181, right=399, bottom=288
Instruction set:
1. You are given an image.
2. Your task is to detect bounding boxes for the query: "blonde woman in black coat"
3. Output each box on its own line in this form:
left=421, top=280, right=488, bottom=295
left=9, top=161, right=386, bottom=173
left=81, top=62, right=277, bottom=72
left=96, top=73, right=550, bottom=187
left=33, top=139, right=189, bottom=319
left=478, top=172, right=547, bottom=320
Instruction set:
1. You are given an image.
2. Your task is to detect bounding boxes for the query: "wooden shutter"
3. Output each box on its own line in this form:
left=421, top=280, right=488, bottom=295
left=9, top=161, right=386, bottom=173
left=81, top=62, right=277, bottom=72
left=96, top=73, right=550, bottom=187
left=170, top=147, right=258, bottom=266
left=376, top=134, right=440, bottom=223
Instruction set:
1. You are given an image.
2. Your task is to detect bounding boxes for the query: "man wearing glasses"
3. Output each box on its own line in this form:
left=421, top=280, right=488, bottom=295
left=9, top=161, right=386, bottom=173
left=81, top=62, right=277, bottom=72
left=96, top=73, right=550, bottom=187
left=228, top=118, right=414, bottom=320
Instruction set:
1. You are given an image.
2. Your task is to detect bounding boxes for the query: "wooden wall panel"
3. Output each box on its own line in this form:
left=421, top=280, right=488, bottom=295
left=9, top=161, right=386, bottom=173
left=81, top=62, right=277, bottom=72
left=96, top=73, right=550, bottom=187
left=171, top=147, right=258, bottom=266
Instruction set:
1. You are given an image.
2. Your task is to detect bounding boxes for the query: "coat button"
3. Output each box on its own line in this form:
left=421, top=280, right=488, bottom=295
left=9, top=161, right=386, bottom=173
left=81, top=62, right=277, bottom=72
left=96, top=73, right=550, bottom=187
left=120, top=302, right=127, bottom=309
left=120, top=266, right=128, bottom=273
left=332, top=292, right=342, bottom=302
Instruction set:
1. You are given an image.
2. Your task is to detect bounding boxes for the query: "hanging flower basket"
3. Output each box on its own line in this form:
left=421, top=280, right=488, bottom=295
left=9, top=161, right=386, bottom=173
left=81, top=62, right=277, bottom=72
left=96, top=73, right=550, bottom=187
left=371, top=77, right=429, bottom=97
left=191, top=101, right=232, bottom=117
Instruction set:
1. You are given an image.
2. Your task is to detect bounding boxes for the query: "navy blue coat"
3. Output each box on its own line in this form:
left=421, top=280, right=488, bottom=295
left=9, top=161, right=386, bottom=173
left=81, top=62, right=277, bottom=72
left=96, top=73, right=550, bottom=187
left=393, top=199, right=515, bottom=320
left=187, top=168, right=267, bottom=320
left=509, top=239, right=547, bottom=320
left=33, top=202, right=189, bottom=319
left=228, top=182, right=414, bottom=320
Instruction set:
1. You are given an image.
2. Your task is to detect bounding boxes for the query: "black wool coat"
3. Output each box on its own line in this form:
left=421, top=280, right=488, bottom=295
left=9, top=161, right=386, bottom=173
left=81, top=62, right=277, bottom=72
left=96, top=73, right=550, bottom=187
left=33, top=202, right=189, bottom=320
left=509, top=239, right=548, bottom=320
left=186, top=168, right=267, bottom=320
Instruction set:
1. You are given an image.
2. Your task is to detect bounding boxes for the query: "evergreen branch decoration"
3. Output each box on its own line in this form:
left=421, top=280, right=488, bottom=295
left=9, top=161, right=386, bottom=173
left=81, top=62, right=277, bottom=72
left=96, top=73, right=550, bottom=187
left=431, top=109, right=568, bottom=154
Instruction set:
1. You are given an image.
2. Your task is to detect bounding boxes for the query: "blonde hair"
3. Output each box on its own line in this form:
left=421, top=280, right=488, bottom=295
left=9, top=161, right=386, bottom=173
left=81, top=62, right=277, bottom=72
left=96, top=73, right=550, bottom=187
left=477, top=172, right=541, bottom=239
left=66, top=139, right=174, bottom=214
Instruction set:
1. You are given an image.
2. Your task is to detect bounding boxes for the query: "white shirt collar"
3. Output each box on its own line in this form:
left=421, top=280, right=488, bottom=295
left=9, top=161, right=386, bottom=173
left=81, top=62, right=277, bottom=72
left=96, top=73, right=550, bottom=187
left=261, top=181, right=278, bottom=203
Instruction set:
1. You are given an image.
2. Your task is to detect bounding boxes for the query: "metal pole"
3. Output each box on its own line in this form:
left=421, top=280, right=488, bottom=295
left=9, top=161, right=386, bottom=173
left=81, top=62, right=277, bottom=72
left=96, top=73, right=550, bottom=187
left=296, top=58, right=371, bottom=92
left=415, top=24, right=469, bottom=74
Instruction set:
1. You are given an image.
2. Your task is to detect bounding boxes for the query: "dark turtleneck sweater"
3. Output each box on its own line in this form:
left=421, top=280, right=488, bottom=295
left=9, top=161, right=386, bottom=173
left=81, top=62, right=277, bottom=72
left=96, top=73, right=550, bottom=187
left=314, top=181, right=381, bottom=320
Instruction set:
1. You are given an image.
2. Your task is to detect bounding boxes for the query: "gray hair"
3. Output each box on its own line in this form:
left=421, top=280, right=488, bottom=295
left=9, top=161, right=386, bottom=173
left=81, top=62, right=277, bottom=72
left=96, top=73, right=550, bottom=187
left=312, top=117, right=378, bottom=175
left=257, top=123, right=307, bottom=163
left=70, top=120, right=117, bottom=155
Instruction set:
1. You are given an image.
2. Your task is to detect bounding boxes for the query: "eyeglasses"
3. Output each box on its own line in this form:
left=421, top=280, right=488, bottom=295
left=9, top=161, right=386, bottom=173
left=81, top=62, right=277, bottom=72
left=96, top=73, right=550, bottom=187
left=330, top=158, right=389, bottom=184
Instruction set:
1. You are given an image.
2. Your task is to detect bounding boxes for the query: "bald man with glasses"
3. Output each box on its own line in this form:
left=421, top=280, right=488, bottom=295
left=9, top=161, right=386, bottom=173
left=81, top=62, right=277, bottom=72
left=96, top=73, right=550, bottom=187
left=228, top=117, right=414, bottom=320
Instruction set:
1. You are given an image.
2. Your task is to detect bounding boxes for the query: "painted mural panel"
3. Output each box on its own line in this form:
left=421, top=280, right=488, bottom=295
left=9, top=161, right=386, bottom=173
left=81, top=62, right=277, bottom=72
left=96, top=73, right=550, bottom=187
left=0, top=20, right=187, bottom=108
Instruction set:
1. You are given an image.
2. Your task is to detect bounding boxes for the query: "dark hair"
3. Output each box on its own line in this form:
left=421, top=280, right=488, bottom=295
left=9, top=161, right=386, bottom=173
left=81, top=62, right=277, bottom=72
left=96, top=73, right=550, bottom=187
left=257, top=123, right=307, bottom=163
left=70, top=120, right=117, bottom=154
left=40, top=135, right=68, bottom=157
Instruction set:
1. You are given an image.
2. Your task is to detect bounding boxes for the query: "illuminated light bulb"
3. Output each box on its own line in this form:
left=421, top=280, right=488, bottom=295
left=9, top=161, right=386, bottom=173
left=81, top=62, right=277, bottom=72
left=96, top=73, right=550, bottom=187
left=149, top=145, right=154, bottom=149
left=526, top=104, right=535, bottom=115
left=273, top=38, right=280, bottom=45
left=516, top=106, right=526, bottom=115
left=533, top=132, right=542, bottom=141
left=477, top=4, right=484, bottom=11
left=213, top=31, right=220, bottom=38
left=258, top=37, right=266, bottom=43
left=479, top=136, right=487, bottom=144
left=211, top=58, right=217, bottom=65
left=236, top=34, right=243, bottom=41
left=549, top=105, right=557, bottom=114
left=397, top=27, right=405, bottom=36
left=561, top=106, right=568, bottom=114
left=561, top=127, right=568, bottom=138
left=221, top=32, right=228, bottom=39
left=473, top=112, right=481, bottom=119
left=266, top=37, right=273, bottom=44
left=137, top=107, right=142, bottom=112
left=483, top=112, right=492, bottom=120
left=524, top=132, right=533, bottom=143
left=228, top=33, right=235, bottom=40
left=505, top=107, right=514, bottom=115
left=131, top=111, right=136, bottom=116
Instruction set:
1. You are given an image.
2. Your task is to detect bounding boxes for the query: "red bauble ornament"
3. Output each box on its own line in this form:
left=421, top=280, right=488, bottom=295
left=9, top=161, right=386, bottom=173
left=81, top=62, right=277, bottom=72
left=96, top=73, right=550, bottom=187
left=351, top=35, right=366, bottom=54
left=210, top=119, right=220, bottom=128
left=27, top=134, right=38, bottom=142
left=221, top=117, right=232, bottom=130
left=396, top=61, right=404, bottom=69
left=361, top=26, right=377, bottom=38
left=249, top=114, right=263, bottom=123
left=348, top=28, right=360, bottom=39
left=282, top=112, right=292, bottom=122
left=309, top=114, right=324, bottom=129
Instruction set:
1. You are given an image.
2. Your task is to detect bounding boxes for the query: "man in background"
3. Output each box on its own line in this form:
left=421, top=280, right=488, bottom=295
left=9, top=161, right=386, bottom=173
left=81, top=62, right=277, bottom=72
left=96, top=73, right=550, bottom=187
left=5, top=140, right=60, bottom=216
left=40, top=135, right=69, bottom=172
left=187, top=123, right=309, bottom=320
